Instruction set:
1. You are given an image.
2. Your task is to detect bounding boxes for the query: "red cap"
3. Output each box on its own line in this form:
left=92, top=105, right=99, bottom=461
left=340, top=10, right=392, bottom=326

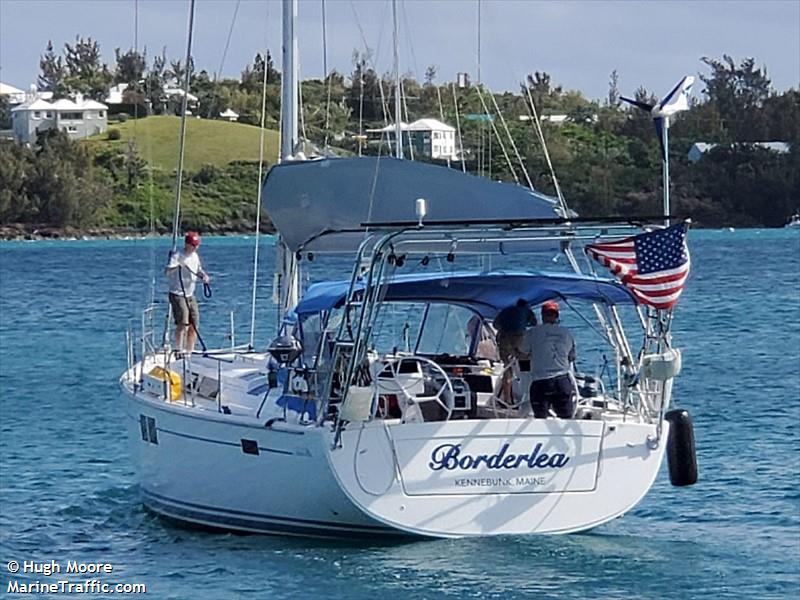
left=541, top=300, right=560, bottom=314
left=185, top=231, right=201, bottom=247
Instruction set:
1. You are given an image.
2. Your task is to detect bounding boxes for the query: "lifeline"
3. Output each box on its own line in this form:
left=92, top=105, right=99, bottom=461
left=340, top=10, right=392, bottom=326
left=428, top=442, right=570, bottom=471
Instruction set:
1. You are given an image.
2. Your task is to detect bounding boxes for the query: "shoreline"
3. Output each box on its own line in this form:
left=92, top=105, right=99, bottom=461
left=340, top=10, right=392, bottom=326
left=0, top=224, right=275, bottom=241
left=0, top=222, right=790, bottom=242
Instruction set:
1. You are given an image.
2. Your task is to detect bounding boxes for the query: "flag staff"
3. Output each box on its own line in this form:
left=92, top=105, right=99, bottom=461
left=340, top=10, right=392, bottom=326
left=621, top=76, right=695, bottom=228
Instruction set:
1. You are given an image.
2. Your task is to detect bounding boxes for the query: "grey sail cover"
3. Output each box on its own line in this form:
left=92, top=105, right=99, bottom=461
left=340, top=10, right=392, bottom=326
left=262, top=157, right=565, bottom=253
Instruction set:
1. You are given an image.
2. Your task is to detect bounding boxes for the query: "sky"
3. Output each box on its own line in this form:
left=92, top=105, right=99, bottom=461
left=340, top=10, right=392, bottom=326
left=0, top=0, right=798, bottom=103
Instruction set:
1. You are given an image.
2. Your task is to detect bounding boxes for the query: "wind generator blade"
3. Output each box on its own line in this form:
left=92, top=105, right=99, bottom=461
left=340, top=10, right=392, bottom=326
left=655, top=75, right=695, bottom=117
left=619, top=96, right=654, bottom=112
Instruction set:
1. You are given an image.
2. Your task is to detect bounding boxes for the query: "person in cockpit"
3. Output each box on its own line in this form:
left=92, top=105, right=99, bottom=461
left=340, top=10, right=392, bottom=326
left=524, top=301, right=576, bottom=418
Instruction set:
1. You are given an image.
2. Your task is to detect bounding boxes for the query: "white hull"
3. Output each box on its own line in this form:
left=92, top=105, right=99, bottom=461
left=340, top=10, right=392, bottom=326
left=329, top=419, right=667, bottom=537
left=124, top=390, right=396, bottom=538
left=123, top=383, right=667, bottom=538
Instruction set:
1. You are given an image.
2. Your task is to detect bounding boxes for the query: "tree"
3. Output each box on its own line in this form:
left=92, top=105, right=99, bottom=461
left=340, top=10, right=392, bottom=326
left=424, top=65, right=437, bottom=88
left=0, top=140, right=32, bottom=222
left=346, top=52, right=385, bottom=125
left=63, top=36, right=112, bottom=100
left=523, top=71, right=563, bottom=113
left=114, top=48, right=146, bottom=85
left=0, top=95, right=10, bottom=129
left=38, top=41, right=68, bottom=98
left=240, top=52, right=280, bottom=93
left=700, top=55, right=772, bottom=140
left=166, top=56, right=195, bottom=88
left=606, top=70, right=620, bottom=109
left=144, top=50, right=168, bottom=114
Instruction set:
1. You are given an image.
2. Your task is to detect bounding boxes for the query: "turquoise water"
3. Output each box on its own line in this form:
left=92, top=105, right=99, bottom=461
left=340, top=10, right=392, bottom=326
left=1, top=230, right=798, bottom=599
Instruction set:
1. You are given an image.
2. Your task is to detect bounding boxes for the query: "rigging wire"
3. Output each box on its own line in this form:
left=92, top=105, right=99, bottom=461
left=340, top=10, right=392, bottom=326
left=487, top=86, right=533, bottom=189
left=358, top=71, right=364, bottom=155
left=391, top=0, right=402, bottom=159
left=134, top=0, right=157, bottom=308
left=523, top=84, right=569, bottom=215
left=249, top=3, right=271, bottom=349
left=215, top=0, right=240, bottom=82
left=298, top=77, right=308, bottom=145
left=349, top=0, right=390, bottom=126
left=474, top=85, right=517, bottom=184
left=169, top=0, right=196, bottom=252
left=321, top=0, right=332, bottom=150
left=451, top=83, right=467, bottom=173
left=435, top=81, right=451, bottom=168
left=400, top=80, right=414, bottom=160
left=399, top=0, right=419, bottom=84
left=476, top=0, right=481, bottom=86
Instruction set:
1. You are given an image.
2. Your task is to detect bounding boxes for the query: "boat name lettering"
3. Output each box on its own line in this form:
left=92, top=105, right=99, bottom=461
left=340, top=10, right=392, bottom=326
left=428, top=443, right=570, bottom=471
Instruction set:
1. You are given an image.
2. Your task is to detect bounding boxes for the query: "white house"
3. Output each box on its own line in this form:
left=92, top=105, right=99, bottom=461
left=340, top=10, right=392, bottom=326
left=219, top=108, right=239, bottom=122
left=11, top=93, right=108, bottom=143
left=105, top=82, right=129, bottom=105
left=688, top=141, right=791, bottom=162
left=366, top=118, right=458, bottom=160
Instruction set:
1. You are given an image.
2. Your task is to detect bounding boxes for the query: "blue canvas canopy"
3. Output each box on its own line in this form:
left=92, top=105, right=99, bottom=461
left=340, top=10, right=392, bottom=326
left=294, top=270, right=638, bottom=319
left=262, top=157, right=566, bottom=253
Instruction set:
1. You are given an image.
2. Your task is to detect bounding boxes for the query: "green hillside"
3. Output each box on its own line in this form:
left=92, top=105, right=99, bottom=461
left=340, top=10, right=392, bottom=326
left=84, top=116, right=280, bottom=171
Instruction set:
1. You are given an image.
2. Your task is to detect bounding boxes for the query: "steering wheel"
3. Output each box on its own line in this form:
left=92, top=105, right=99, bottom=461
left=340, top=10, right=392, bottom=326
left=375, top=356, right=455, bottom=422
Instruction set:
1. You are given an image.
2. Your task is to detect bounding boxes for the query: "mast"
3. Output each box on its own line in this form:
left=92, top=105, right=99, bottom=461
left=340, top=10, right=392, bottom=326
left=276, top=0, right=300, bottom=316
left=392, top=0, right=403, bottom=159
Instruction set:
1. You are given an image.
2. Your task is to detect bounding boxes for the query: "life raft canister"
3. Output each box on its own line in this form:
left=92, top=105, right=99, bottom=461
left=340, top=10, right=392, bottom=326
left=665, top=408, right=698, bottom=486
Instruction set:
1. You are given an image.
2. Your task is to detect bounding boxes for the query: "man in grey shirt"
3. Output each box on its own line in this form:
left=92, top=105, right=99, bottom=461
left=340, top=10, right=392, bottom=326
left=523, top=300, right=576, bottom=418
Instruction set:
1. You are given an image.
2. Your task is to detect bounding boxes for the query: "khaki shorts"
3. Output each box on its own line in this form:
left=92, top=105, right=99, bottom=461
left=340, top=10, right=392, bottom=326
left=496, top=331, right=524, bottom=362
left=169, top=293, right=199, bottom=327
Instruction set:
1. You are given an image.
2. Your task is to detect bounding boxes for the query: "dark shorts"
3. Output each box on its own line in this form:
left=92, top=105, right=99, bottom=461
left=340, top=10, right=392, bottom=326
left=530, top=374, right=575, bottom=419
left=169, top=293, right=199, bottom=327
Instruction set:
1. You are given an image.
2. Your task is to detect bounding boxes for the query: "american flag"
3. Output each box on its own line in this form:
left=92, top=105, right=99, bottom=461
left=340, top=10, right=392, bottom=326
left=585, top=222, right=691, bottom=310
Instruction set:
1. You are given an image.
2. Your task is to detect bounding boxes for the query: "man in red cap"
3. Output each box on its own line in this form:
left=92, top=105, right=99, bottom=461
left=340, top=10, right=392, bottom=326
left=523, top=300, right=576, bottom=418
left=166, top=231, right=211, bottom=352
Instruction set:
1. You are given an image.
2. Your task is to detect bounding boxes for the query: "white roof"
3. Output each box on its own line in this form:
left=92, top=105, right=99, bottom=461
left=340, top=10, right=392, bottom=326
left=0, top=82, right=25, bottom=95
left=11, top=96, right=108, bottom=112
left=407, top=118, right=455, bottom=132
left=51, top=98, right=80, bottom=110
left=690, top=142, right=715, bottom=153
left=11, top=98, right=52, bottom=112
left=220, top=108, right=239, bottom=118
left=367, top=119, right=455, bottom=133
left=366, top=122, right=409, bottom=133
left=164, top=88, right=198, bottom=102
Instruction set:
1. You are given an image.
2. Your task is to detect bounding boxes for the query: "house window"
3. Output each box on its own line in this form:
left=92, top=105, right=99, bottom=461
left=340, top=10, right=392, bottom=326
left=67, top=125, right=78, bottom=133
left=99, top=111, right=105, bottom=118
left=45, top=111, right=53, bottom=119
left=33, top=111, right=41, bottom=119
left=60, top=112, right=83, bottom=121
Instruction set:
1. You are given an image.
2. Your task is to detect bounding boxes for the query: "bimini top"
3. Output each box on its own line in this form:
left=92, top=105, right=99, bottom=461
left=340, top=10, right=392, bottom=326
left=262, top=157, right=565, bottom=253
left=294, top=270, right=638, bottom=318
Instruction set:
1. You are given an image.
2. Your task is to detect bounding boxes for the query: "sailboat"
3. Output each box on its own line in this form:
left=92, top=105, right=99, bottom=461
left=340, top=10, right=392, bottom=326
left=120, top=0, right=697, bottom=538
